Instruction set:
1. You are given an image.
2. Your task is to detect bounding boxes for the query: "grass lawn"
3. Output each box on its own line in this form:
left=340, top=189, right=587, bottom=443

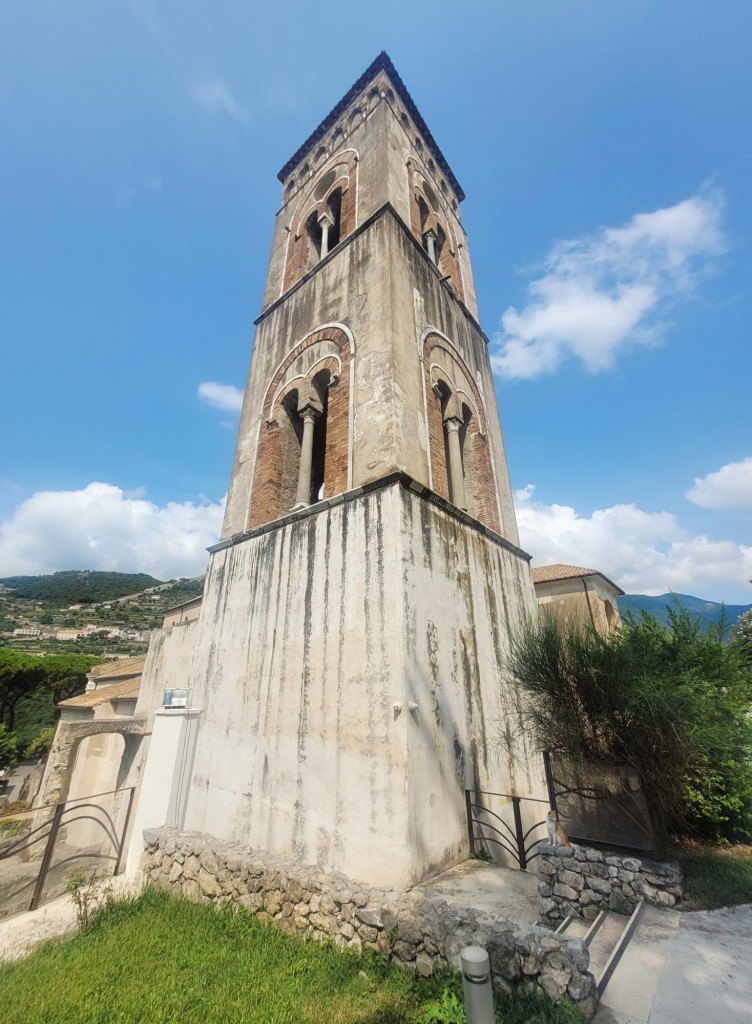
left=673, top=841, right=752, bottom=910
left=0, top=888, right=582, bottom=1024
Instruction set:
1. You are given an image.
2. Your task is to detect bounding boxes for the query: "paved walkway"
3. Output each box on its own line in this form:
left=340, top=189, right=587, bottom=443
left=596, top=904, right=752, bottom=1024
left=412, top=858, right=540, bottom=925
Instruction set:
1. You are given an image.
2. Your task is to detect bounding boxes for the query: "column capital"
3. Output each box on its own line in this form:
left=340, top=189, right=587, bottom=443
left=317, top=211, right=335, bottom=231
left=443, top=414, right=462, bottom=432
left=297, top=401, right=322, bottom=422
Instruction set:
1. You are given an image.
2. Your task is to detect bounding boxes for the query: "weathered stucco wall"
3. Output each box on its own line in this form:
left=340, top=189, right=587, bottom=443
left=172, top=477, right=538, bottom=888
left=134, top=618, right=200, bottom=727
left=399, top=484, right=538, bottom=879
left=534, top=577, right=621, bottom=635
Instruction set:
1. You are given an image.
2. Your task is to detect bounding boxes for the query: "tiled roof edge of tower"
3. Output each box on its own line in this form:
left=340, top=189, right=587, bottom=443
left=276, top=51, right=465, bottom=202
left=532, top=563, right=625, bottom=595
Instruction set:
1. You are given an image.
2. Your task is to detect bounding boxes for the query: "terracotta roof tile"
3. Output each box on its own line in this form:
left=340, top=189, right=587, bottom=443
left=277, top=52, right=465, bottom=201
left=58, top=677, right=141, bottom=709
left=90, top=654, right=147, bottom=681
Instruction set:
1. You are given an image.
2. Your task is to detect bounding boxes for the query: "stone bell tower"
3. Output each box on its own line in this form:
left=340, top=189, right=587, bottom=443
left=132, top=54, right=540, bottom=888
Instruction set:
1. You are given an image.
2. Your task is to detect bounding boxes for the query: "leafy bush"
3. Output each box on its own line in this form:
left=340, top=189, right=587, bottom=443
left=24, top=727, right=55, bottom=760
left=0, top=817, right=27, bottom=838
left=0, top=722, right=18, bottom=770
left=508, top=602, right=752, bottom=844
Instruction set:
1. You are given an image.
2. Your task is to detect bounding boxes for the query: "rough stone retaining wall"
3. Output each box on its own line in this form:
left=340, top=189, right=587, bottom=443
left=537, top=842, right=682, bottom=923
left=143, top=828, right=597, bottom=1018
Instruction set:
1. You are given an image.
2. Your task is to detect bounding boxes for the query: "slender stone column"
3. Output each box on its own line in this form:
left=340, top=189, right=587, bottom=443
left=425, top=229, right=437, bottom=265
left=318, top=212, right=334, bottom=258
left=294, top=408, right=319, bottom=507
left=445, top=417, right=466, bottom=510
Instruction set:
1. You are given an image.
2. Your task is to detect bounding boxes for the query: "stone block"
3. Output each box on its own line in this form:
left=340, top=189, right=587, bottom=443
left=585, top=848, right=604, bottom=863
left=553, top=882, right=578, bottom=900
left=585, top=876, right=612, bottom=895
left=199, top=848, right=219, bottom=875
left=622, top=858, right=641, bottom=872
left=538, top=966, right=570, bottom=1000
left=559, top=869, right=584, bottom=891
left=392, top=940, right=416, bottom=962
left=538, top=896, right=558, bottom=918
left=415, top=952, right=434, bottom=977
left=356, top=906, right=383, bottom=929
left=396, top=916, right=423, bottom=945
left=198, top=868, right=220, bottom=897
left=608, top=890, right=629, bottom=915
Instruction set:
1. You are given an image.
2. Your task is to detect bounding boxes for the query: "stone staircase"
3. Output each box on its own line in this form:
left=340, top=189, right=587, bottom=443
left=553, top=901, right=645, bottom=1000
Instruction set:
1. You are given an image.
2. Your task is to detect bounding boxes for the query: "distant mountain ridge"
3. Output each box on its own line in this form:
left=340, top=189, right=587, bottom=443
left=0, top=570, right=164, bottom=607
left=619, top=592, right=752, bottom=631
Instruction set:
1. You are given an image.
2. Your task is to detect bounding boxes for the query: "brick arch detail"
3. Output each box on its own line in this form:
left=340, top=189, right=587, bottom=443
left=249, top=327, right=352, bottom=529
left=407, top=159, right=464, bottom=302
left=283, top=150, right=359, bottom=292
left=422, top=332, right=500, bottom=533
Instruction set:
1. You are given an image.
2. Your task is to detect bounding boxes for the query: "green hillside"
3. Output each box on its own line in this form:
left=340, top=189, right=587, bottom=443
left=0, top=570, right=163, bottom=606
left=620, top=593, right=752, bottom=632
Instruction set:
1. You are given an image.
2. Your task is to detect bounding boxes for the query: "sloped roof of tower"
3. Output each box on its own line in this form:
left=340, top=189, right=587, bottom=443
left=277, top=52, right=465, bottom=202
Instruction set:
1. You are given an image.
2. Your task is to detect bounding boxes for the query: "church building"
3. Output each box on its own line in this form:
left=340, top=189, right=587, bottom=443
left=125, top=53, right=542, bottom=887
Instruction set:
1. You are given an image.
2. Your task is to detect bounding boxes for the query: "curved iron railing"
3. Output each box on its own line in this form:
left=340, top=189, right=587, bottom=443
left=464, top=789, right=551, bottom=870
left=0, top=786, right=135, bottom=915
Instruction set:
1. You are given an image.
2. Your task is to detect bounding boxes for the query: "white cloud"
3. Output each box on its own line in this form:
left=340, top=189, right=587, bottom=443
left=492, top=190, right=725, bottom=379
left=198, top=381, right=243, bottom=414
left=192, top=78, right=248, bottom=123
left=686, top=457, right=752, bottom=510
left=0, top=483, right=225, bottom=580
left=515, top=485, right=752, bottom=597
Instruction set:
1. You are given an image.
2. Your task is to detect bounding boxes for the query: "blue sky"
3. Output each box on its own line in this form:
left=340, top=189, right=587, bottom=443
left=1, top=1, right=750, bottom=602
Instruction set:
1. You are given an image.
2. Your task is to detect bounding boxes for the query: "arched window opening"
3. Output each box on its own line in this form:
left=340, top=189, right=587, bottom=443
left=459, top=403, right=472, bottom=467
left=279, top=389, right=304, bottom=512
left=309, top=371, right=330, bottom=504
left=435, top=225, right=446, bottom=268
left=306, top=211, right=323, bottom=261
left=434, top=380, right=452, bottom=495
left=417, top=195, right=430, bottom=234
left=326, top=189, right=342, bottom=251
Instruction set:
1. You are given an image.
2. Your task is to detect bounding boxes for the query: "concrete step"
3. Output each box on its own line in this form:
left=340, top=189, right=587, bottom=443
left=594, top=905, right=681, bottom=1022
left=553, top=905, right=648, bottom=1001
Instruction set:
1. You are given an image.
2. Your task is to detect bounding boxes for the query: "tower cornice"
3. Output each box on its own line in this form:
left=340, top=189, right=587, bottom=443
left=277, top=52, right=465, bottom=202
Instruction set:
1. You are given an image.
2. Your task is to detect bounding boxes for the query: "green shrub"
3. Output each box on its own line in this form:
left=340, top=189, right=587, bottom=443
left=508, top=601, right=752, bottom=844
left=24, top=727, right=55, bottom=760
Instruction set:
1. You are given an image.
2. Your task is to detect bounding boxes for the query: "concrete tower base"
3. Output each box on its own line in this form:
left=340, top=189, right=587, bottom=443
left=134, top=475, right=538, bottom=889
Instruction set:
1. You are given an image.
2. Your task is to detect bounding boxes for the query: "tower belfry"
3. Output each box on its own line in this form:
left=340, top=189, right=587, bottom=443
left=132, top=54, right=539, bottom=887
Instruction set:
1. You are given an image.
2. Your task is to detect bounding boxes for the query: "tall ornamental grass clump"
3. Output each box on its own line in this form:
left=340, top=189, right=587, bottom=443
left=508, top=603, right=752, bottom=845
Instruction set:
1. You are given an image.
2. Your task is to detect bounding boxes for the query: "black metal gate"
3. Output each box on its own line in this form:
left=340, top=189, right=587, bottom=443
left=543, top=750, right=657, bottom=855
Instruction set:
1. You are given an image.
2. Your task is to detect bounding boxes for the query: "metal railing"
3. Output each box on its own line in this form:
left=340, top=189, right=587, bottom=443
left=465, top=789, right=551, bottom=870
left=0, top=786, right=135, bottom=918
